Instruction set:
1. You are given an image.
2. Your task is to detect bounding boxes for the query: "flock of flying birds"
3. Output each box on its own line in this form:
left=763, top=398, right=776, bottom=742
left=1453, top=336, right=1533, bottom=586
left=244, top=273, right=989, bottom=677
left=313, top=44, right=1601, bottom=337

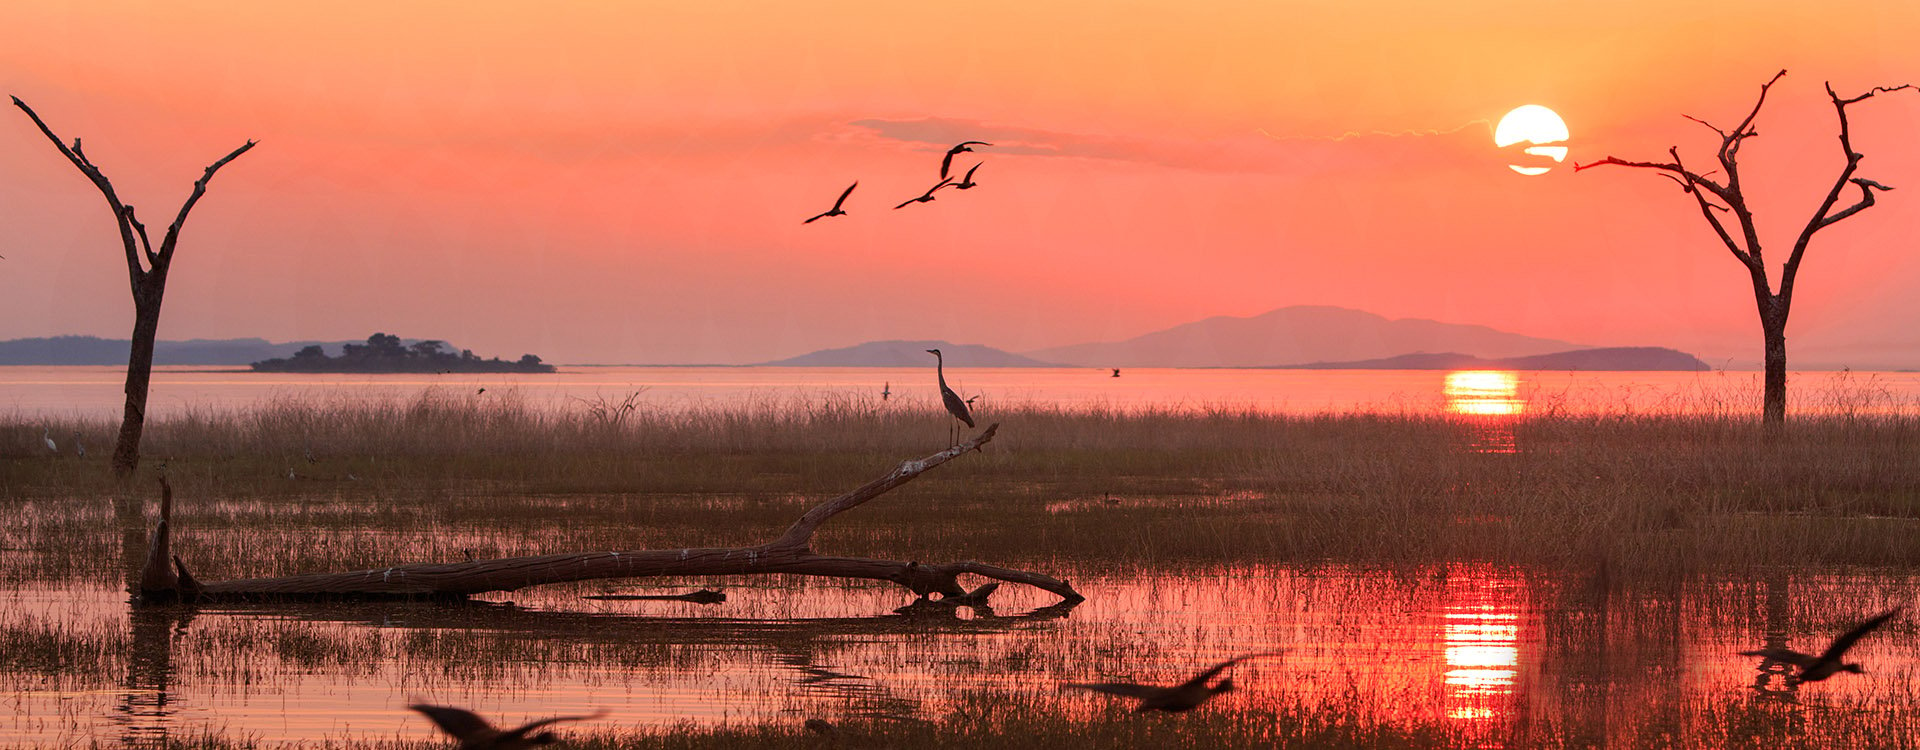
left=404, top=603, right=1903, bottom=747
left=804, top=140, right=991, bottom=223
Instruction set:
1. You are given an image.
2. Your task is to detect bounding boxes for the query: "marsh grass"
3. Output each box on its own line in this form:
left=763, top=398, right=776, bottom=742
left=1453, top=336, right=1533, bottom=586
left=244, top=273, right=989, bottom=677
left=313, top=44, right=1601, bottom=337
left=6, top=392, right=1920, bottom=582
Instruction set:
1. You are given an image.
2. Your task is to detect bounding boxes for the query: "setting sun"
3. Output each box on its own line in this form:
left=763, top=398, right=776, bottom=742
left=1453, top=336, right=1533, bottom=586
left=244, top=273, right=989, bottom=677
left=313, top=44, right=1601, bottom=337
left=1494, top=105, right=1570, bottom=175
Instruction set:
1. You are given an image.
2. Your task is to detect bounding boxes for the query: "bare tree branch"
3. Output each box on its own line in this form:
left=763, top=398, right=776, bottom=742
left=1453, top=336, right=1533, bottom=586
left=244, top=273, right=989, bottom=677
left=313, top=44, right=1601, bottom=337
left=157, top=140, right=257, bottom=266
left=1778, top=81, right=1918, bottom=316
left=11, top=96, right=144, bottom=281
left=124, top=206, right=157, bottom=267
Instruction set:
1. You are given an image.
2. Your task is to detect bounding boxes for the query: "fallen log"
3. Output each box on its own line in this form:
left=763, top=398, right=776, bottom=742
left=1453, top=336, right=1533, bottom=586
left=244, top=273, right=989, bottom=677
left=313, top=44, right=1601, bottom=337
left=582, top=589, right=727, bottom=604
left=137, top=424, right=1084, bottom=605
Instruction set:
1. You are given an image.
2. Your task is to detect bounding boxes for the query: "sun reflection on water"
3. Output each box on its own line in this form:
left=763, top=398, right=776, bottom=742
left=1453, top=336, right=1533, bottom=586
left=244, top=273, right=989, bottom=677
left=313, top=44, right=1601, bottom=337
left=1441, top=573, right=1524, bottom=722
left=1444, top=371, right=1523, bottom=454
left=1444, top=371, right=1523, bottom=416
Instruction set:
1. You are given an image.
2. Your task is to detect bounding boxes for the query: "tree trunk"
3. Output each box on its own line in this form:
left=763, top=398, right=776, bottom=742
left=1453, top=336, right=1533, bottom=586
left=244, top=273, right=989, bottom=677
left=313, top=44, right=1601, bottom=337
left=1762, top=317, right=1787, bottom=424
left=112, top=293, right=162, bottom=476
left=137, top=424, right=1086, bottom=606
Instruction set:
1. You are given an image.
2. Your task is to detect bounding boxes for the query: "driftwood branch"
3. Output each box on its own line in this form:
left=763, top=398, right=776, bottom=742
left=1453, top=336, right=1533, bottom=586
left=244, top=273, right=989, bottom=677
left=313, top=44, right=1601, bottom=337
left=138, top=424, right=1084, bottom=606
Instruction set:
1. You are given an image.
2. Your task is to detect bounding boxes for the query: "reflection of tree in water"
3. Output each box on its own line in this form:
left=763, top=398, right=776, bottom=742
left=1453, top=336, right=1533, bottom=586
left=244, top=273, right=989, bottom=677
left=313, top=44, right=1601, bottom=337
left=115, top=605, right=194, bottom=745
left=1749, top=573, right=1801, bottom=705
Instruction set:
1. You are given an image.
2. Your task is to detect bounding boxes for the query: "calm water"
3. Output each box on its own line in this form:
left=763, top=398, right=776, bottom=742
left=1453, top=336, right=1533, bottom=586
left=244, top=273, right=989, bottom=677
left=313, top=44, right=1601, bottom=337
left=4, top=365, right=1919, bottom=418
left=5, top=566, right=1917, bottom=747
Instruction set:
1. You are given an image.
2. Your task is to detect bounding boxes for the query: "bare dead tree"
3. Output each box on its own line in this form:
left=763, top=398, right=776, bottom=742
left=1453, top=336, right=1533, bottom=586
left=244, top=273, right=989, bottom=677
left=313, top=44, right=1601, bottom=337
left=11, top=97, right=256, bottom=474
left=135, top=424, right=1085, bottom=607
left=1575, top=71, right=1915, bottom=423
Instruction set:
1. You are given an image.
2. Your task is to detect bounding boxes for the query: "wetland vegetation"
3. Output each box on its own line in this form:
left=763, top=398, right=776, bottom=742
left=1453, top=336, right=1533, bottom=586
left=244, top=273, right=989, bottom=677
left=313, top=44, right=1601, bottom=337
left=6, top=391, right=1920, bottom=747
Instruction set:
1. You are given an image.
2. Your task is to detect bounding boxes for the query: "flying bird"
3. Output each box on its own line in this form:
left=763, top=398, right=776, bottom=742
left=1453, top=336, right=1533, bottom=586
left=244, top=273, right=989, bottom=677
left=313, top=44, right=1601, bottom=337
left=1064, top=652, right=1287, bottom=713
left=881, top=382, right=891, bottom=401
left=926, top=348, right=975, bottom=442
left=1740, top=607, right=1903, bottom=684
left=409, top=704, right=606, bottom=749
left=1112, top=368, right=1121, bottom=378
left=894, top=177, right=956, bottom=209
left=939, top=141, right=990, bottom=180
left=951, top=163, right=982, bottom=190
left=804, top=181, right=858, bottom=224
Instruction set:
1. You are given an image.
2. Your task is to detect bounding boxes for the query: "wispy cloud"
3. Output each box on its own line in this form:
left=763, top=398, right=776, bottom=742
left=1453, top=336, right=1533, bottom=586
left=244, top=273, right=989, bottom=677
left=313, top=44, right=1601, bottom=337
left=850, top=116, right=1489, bottom=175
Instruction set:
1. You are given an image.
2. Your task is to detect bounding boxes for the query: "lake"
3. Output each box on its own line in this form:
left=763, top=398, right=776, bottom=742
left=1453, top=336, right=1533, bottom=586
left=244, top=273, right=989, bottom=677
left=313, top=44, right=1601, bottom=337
left=4, top=365, right=1918, bottom=419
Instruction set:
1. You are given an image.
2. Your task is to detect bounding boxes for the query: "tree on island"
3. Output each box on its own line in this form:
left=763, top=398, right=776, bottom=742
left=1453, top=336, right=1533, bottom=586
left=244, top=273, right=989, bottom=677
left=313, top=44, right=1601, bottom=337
left=12, top=96, right=256, bottom=476
left=250, top=333, right=556, bottom=373
left=1577, top=71, right=1914, bottom=423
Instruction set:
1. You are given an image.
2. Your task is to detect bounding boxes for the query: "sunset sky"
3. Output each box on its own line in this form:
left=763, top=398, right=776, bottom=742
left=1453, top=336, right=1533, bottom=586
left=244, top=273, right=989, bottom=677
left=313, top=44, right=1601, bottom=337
left=3, top=1, right=1918, bottom=367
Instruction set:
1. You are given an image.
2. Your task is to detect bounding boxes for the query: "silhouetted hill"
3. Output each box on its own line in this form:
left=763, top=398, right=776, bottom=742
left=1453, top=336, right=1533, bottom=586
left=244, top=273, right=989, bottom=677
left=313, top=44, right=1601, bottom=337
left=763, top=340, right=1059, bottom=367
left=252, top=333, right=554, bottom=373
left=1026, top=305, right=1587, bottom=368
left=1278, top=347, right=1711, bottom=371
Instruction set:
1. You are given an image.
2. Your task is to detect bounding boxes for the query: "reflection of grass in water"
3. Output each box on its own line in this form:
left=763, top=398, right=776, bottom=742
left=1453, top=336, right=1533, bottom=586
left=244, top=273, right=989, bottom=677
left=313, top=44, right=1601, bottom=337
left=81, top=688, right=1920, bottom=749
left=0, top=615, right=128, bottom=679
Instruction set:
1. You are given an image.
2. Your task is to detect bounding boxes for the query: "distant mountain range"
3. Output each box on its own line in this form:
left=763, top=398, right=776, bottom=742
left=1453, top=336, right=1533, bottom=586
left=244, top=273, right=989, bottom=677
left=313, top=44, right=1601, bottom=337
left=1276, top=347, right=1710, bottom=372
left=763, top=306, right=1708, bottom=371
left=4, top=306, right=1712, bottom=371
left=1026, top=306, right=1585, bottom=368
left=0, top=335, right=428, bottom=366
left=761, top=340, right=1059, bottom=367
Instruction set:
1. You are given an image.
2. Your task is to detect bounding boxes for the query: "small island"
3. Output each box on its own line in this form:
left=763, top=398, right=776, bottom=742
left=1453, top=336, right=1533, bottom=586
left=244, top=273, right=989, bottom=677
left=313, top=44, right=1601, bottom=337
left=250, top=333, right=556, bottom=374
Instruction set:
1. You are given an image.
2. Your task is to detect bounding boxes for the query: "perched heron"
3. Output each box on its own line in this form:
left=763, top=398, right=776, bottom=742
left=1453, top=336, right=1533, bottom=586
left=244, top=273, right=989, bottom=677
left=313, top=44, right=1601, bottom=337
left=41, top=428, right=56, bottom=454
left=1064, top=652, right=1287, bottom=713
left=803, top=181, right=858, bottom=224
left=939, top=141, right=991, bottom=180
left=926, top=348, right=974, bottom=443
left=1740, top=607, right=1903, bottom=684
left=952, top=163, right=982, bottom=190
left=894, top=177, right=955, bottom=209
left=409, top=703, right=606, bottom=749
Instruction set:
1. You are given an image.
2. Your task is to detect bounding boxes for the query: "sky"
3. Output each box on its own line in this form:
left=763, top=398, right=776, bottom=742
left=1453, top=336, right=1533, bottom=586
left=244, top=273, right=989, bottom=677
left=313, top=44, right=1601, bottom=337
left=2, top=1, right=1918, bottom=368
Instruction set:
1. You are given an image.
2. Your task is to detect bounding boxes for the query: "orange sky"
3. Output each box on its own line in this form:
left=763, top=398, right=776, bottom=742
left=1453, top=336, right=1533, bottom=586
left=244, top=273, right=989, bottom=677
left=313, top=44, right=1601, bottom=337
left=3, top=1, right=1918, bottom=366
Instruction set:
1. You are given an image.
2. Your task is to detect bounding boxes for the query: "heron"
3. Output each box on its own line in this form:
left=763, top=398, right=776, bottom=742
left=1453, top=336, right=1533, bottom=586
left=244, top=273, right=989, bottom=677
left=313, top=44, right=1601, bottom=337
left=939, top=141, right=990, bottom=180
left=803, top=181, right=858, bottom=224
left=409, top=703, right=606, bottom=749
left=951, top=162, right=982, bottom=190
left=1740, top=607, right=1903, bottom=684
left=894, top=177, right=955, bottom=209
left=72, top=433, right=85, bottom=458
left=42, top=428, right=56, bottom=454
left=1064, top=652, right=1288, bottom=713
left=926, top=348, right=974, bottom=443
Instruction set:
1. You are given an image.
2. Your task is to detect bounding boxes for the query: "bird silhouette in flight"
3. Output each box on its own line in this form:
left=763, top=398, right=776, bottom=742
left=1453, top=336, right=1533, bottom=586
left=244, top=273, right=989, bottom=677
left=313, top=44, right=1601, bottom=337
left=803, top=181, right=858, bottom=224
left=940, top=141, right=990, bottom=179
left=1739, top=607, right=1903, bottom=684
left=951, top=163, right=982, bottom=190
left=1064, top=652, right=1286, bottom=713
left=409, top=704, right=606, bottom=749
left=926, top=348, right=975, bottom=443
left=895, top=177, right=956, bottom=209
